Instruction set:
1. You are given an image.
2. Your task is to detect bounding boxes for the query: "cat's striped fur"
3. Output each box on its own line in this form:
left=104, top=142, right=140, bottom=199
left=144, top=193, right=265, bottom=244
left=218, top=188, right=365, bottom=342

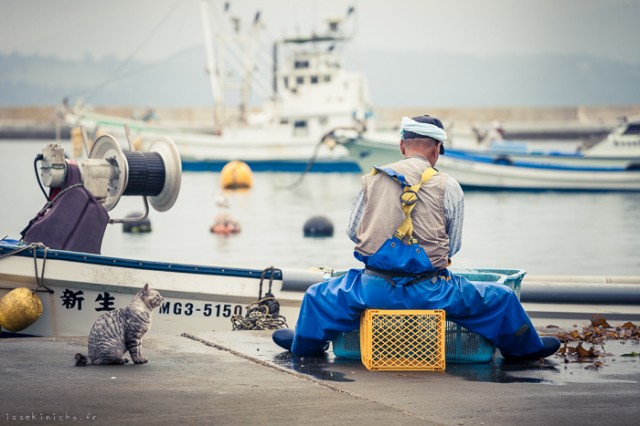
left=75, top=283, right=164, bottom=366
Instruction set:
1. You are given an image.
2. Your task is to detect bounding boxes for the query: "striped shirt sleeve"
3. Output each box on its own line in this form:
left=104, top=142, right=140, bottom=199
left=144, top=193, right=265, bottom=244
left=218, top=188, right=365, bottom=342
left=346, top=187, right=365, bottom=243
left=443, top=176, right=464, bottom=256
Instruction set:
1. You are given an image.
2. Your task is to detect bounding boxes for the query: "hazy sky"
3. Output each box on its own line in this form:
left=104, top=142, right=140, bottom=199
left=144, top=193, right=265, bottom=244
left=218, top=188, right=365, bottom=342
left=1, top=0, right=639, bottom=64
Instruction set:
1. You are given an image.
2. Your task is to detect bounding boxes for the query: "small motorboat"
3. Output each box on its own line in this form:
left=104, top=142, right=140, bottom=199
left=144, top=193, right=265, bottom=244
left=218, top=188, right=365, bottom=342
left=333, top=118, right=640, bottom=191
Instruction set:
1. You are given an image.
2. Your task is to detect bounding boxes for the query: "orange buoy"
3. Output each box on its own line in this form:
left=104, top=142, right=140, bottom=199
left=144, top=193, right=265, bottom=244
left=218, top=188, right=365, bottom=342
left=220, top=161, right=253, bottom=190
left=210, top=214, right=241, bottom=235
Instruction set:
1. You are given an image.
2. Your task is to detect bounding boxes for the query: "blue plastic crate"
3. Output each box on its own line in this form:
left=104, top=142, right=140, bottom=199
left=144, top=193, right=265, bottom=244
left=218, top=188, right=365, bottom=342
left=332, top=329, right=361, bottom=359
left=445, top=321, right=495, bottom=363
left=453, top=268, right=525, bottom=300
left=485, top=268, right=525, bottom=300
left=445, top=270, right=505, bottom=363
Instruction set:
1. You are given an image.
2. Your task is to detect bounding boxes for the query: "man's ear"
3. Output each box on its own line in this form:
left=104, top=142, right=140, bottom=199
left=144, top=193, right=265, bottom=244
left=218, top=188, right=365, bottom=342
left=400, top=139, right=406, bottom=155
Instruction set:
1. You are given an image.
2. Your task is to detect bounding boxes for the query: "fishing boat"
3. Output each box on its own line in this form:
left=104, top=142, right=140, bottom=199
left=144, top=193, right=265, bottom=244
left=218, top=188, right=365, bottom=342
left=332, top=119, right=640, bottom=191
left=437, top=151, right=640, bottom=191
left=63, top=2, right=369, bottom=173
left=445, top=117, right=640, bottom=170
left=0, top=238, right=322, bottom=337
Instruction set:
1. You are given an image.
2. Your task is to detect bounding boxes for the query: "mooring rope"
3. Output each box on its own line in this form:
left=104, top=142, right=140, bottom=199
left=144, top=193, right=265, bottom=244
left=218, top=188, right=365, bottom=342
left=277, top=139, right=324, bottom=189
left=0, top=241, right=54, bottom=293
left=230, top=266, right=288, bottom=330
left=278, top=125, right=365, bottom=190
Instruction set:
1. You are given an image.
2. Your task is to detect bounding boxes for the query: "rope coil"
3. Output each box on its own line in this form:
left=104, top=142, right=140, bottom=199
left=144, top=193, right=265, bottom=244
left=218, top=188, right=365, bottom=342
left=230, top=266, right=288, bottom=330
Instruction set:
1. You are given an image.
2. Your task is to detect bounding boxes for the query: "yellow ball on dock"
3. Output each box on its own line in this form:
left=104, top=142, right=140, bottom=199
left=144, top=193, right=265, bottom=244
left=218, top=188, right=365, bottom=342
left=0, top=287, right=43, bottom=332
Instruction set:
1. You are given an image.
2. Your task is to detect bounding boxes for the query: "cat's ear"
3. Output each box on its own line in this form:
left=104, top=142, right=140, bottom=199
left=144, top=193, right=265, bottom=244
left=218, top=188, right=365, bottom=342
left=143, top=283, right=149, bottom=292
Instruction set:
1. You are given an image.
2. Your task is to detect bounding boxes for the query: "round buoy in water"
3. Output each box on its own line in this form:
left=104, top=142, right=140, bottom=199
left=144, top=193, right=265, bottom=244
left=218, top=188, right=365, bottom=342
left=122, top=212, right=152, bottom=233
left=220, top=161, right=253, bottom=189
left=0, top=287, right=43, bottom=332
left=303, top=215, right=334, bottom=237
left=210, top=213, right=241, bottom=236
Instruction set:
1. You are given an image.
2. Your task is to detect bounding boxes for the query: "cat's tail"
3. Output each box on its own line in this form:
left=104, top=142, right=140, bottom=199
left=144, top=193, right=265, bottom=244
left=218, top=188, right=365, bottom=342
left=75, top=353, right=89, bottom=367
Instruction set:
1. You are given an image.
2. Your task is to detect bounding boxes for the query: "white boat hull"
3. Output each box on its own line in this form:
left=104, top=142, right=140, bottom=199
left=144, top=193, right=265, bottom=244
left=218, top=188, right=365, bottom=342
left=0, top=241, right=318, bottom=337
left=448, top=147, right=640, bottom=170
left=341, top=134, right=640, bottom=191
left=438, top=154, right=640, bottom=191
left=66, top=112, right=361, bottom=172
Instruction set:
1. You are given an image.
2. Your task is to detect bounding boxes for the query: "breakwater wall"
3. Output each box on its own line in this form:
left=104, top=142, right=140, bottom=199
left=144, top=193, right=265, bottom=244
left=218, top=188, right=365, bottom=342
left=2, top=105, right=640, bottom=139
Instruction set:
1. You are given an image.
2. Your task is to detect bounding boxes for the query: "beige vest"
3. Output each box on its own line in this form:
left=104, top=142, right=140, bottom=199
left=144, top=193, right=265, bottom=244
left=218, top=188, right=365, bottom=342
left=354, top=156, right=450, bottom=270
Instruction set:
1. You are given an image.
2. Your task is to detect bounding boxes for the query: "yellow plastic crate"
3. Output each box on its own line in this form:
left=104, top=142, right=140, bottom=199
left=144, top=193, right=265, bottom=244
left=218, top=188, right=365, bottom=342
left=359, top=309, right=446, bottom=371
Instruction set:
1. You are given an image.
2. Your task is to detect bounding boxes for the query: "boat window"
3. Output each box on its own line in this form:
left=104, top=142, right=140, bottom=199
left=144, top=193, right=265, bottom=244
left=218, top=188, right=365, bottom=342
left=294, top=60, right=310, bottom=69
left=622, top=124, right=640, bottom=136
left=319, top=117, right=328, bottom=126
left=310, top=76, right=318, bottom=84
left=283, top=77, right=289, bottom=89
left=296, top=76, right=304, bottom=85
left=280, top=119, right=289, bottom=125
left=324, top=75, right=331, bottom=83
left=293, top=120, right=308, bottom=136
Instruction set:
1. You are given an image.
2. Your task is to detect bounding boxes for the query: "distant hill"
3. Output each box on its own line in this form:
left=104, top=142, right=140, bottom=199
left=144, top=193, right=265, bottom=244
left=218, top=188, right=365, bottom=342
left=0, top=48, right=213, bottom=107
left=1, top=48, right=639, bottom=107
left=346, top=49, right=640, bottom=108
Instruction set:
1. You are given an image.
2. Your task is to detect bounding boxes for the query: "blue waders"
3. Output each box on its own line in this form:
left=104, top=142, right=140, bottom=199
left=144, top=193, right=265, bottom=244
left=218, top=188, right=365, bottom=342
left=291, top=167, right=544, bottom=357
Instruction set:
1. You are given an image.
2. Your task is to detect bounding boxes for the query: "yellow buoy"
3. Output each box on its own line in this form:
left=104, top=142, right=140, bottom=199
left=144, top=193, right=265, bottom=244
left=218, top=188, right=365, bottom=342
left=132, top=136, right=145, bottom=152
left=220, top=160, right=253, bottom=189
left=0, top=288, right=43, bottom=332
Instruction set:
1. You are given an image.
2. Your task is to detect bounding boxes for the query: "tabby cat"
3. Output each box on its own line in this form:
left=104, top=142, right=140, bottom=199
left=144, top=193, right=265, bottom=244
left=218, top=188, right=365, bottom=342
left=75, top=283, right=164, bottom=366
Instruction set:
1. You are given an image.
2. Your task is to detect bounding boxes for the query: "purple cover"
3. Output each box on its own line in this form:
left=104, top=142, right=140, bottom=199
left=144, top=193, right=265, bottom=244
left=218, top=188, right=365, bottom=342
left=21, top=160, right=109, bottom=254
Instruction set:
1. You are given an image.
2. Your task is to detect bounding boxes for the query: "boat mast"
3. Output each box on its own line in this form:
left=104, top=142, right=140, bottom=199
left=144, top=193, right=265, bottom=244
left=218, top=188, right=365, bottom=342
left=200, top=0, right=224, bottom=134
left=239, top=11, right=262, bottom=124
left=219, top=8, right=274, bottom=122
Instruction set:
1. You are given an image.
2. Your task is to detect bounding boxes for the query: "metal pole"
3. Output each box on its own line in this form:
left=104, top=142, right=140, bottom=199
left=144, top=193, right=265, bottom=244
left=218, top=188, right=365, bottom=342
left=200, top=0, right=224, bottom=134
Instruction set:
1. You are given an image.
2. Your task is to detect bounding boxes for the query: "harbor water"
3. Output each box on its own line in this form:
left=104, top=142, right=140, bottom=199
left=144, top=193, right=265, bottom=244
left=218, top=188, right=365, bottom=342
left=1, top=140, right=639, bottom=276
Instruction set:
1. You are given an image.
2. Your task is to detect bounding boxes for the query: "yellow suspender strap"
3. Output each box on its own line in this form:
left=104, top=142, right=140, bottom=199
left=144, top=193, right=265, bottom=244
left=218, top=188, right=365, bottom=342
left=394, top=168, right=436, bottom=243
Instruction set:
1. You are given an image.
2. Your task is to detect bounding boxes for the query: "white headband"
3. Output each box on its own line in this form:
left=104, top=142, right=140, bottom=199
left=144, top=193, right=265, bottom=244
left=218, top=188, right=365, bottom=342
left=400, top=116, right=448, bottom=142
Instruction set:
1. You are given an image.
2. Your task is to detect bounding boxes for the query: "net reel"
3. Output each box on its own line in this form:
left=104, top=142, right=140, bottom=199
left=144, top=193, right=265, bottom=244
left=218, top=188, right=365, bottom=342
left=38, top=129, right=181, bottom=223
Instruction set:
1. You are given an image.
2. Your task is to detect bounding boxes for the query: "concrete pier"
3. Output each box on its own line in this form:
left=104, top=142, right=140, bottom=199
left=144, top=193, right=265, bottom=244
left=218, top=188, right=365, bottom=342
left=1, top=329, right=638, bottom=425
